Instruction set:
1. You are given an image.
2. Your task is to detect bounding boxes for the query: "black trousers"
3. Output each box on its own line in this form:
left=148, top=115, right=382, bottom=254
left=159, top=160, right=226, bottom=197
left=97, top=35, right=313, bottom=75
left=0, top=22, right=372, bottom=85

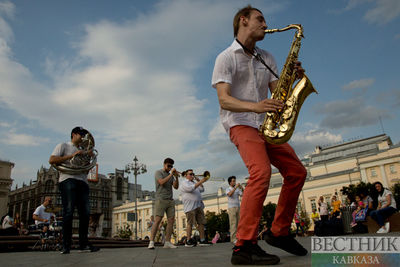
left=59, top=178, right=90, bottom=249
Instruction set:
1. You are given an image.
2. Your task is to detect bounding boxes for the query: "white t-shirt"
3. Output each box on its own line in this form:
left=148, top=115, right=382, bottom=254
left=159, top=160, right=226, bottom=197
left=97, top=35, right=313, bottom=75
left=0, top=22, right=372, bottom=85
left=33, top=205, right=55, bottom=225
left=319, top=202, right=328, bottom=216
left=212, top=40, right=279, bottom=134
left=379, top=189, right=397, bottom=209
left=51, top=141, right=88, bottom=183
left=2, top=215, right=13, bottom=229
left=226, top=186, right=242, bottom=209
left=180, top=179, right=205, bottom=213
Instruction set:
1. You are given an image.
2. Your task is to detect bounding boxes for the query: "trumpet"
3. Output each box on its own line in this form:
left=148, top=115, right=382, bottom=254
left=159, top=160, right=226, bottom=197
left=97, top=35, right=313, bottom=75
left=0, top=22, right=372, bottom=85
left=195, top=171, right=211, bottom=179
left=173, top=170, right=225, bottom=182
left=194, top=171, right=226, bottom=182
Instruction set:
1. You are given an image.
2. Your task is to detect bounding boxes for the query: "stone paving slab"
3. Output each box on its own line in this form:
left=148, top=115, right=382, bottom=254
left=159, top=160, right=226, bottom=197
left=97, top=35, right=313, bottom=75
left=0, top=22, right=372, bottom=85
left=2, top=233, right=399, bottom=267
left=1, top=238, right=310, bottom=267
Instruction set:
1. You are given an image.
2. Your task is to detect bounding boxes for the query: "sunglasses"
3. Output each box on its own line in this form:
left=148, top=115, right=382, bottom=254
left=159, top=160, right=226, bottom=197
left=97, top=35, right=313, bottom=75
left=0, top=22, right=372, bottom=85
left=188, top=173, right=194, bottom=176
left=167, top=164, right=173, bottom=168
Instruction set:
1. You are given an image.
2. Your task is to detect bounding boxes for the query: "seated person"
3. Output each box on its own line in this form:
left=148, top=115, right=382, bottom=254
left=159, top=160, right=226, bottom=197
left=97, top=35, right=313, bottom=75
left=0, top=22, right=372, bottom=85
left=33, top=196, right=56, bottom=231
left=350, top=194, right=367, bottom=227
left=1, top=213, right=19, bottom=236
left=370, top=182, right=397, bottom=234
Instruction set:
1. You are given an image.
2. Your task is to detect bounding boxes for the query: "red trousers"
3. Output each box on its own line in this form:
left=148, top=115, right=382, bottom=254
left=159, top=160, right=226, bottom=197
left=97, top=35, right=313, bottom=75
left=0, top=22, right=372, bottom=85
left=230, top=126, right=307, bottom=244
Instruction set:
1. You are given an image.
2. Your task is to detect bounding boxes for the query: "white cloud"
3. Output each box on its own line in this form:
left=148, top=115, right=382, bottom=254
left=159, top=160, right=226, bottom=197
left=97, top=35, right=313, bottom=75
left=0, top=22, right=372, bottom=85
left=316, top=97, right=389, bottom=129
left=290, top=126, right=343, bottom=156
left=342, top=78, right=375, bottom=90
left=0, top=0, right=300, bottom=191
left=0, top=130, right=50, bottom=146
left=341, top=0, right=400, bottom=24
left=0, top=1, right=15, bottom=18
left=364, top=0, right=400, bottom=24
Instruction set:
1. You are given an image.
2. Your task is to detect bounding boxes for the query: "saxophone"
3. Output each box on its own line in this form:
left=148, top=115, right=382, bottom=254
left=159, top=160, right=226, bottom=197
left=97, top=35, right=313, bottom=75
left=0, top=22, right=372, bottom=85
left=259, top=24, right=317, bottom=145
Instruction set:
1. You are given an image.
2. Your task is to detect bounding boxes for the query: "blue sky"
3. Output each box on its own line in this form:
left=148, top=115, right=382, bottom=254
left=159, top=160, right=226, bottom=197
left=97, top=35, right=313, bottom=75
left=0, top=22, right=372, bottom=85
left=1, top=0, right=399, bottom=194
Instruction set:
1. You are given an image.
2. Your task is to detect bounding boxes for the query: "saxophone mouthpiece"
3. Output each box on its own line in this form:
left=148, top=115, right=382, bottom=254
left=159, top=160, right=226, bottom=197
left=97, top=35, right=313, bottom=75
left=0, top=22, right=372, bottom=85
left=265, top=29, right=276, bottom=34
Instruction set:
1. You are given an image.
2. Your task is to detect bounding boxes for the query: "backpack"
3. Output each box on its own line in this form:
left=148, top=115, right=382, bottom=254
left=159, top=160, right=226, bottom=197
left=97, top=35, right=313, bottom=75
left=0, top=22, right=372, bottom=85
left=355, top=204, right=368, bottom=222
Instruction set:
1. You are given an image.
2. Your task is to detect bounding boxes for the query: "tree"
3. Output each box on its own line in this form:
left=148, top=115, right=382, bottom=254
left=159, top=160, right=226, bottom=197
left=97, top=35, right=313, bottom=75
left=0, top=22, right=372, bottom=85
left=117, top=225, right=132, bottom=239
left=341, top=182, right=376, bottom=208
left=205, top=210, right=229, bottom=240
left=390, top=182, right=400, bottom=210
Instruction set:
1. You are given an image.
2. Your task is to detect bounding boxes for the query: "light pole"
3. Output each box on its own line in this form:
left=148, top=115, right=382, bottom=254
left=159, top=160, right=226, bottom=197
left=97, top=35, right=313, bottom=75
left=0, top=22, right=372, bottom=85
left=125, top=156, right=147, bottom=240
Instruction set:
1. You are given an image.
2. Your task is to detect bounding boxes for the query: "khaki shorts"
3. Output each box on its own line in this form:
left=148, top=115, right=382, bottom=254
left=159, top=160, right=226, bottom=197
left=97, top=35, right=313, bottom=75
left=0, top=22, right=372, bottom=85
left=155, top=199, right=175, bottom=218
left=185, top=207, right=207, bottom=226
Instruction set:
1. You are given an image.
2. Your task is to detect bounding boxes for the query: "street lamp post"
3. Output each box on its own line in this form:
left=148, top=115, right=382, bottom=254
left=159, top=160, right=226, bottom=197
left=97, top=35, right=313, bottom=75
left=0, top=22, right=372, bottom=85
left=125, top=156, right=147, bottom=240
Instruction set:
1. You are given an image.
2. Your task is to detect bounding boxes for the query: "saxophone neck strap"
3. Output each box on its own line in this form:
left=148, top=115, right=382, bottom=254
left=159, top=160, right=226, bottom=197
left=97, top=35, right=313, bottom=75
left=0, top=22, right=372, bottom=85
left=235, top=38, right=279, bottom=79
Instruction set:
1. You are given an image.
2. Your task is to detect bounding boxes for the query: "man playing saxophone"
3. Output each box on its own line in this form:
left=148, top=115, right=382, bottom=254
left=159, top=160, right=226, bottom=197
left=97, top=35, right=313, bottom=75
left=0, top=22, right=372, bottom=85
left=212, top=5, right=307, bottom=265
left=49, top=126, right=99, bottom=254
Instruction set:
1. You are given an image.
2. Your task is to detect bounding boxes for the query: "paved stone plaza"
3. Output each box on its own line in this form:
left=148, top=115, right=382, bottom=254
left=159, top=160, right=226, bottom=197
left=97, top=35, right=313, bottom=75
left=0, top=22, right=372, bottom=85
left=3, top=233, right=400, bottom=267
left=2, top=237, right=311, bottom=267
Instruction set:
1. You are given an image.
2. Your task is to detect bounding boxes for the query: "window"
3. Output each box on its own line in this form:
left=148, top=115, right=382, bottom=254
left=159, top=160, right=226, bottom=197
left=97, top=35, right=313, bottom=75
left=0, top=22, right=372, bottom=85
left=390, top=165, right=396, bottom=174
left=182, top=218, right=186, bottom=229
left=44, top=180, right=54, bottom=193
left=90, top=199, right=97, bottom=208
left=310, top=199, right=316, bottom=211
left=296, top=201, right=302, bottom=211
left=371, top=168, right=377, bottom=177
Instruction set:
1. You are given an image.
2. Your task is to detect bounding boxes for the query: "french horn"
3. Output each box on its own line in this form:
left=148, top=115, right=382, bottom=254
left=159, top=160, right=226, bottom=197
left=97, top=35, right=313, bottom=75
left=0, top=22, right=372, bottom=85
left=52, top=131, right=98, bottom=175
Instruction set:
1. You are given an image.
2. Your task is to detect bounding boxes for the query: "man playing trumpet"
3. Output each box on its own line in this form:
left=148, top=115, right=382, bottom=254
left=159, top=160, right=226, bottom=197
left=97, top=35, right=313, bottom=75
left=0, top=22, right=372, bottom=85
left=181, top=169, right=211, bottom=247
left=226, top=176, right=243, bottom=245
left=148, top=158, right=179, bottom=249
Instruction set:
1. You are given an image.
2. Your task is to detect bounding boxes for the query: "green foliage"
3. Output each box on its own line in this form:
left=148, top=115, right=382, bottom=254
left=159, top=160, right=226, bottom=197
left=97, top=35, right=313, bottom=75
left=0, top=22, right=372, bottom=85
left=261, top=202, right=276, bottom=228
left=390, top=183, right=400, bottom=210
left=205, top=210, right=229, bottom=239
left=117, top=225, right=132, bottom=239
left=341, top=182, right=376, bottom=207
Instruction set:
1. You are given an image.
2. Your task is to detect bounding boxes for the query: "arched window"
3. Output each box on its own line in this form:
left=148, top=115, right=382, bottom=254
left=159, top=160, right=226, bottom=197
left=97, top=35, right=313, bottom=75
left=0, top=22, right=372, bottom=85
left=45, top=180, right=54, bottom=193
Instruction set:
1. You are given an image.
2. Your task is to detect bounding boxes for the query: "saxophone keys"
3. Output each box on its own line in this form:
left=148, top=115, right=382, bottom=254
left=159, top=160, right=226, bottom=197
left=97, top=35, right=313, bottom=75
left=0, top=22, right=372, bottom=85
left=279, top=124, right=288, bottom=133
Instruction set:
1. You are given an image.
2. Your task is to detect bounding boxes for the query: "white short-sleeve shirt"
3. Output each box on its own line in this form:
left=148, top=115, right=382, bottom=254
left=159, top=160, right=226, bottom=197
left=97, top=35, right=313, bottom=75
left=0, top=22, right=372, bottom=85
left=33, top=205, right=55, bottom=225
left=212, top=40, right=279, bottom=134
left=379, top=189, right=397, bottom=209
left=226, top=186, right=242, bottom=209
left=180, top=179, right=205, bottom=213
left=51, top=141, right=88, bottom=183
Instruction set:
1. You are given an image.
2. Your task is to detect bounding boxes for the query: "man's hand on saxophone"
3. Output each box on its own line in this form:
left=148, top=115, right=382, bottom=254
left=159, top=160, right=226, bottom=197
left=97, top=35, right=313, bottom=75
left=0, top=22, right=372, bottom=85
left=253, top=98, right=284, bottom=114
left=294, top=60, right=305, bottom=80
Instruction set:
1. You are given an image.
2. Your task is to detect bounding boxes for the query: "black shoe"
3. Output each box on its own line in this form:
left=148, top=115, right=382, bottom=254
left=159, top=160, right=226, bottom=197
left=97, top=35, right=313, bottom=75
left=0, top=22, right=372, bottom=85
left=185, top=238, right=197, bottom=247
left=79, top=245, right=100, bottom=253
left=60, top=248, right=70, bottom=254
left=231, top=241, right=280, bottom=265
left=265, top=231, right=308, bottom=256
left=198, top=240, right=212, bottom=247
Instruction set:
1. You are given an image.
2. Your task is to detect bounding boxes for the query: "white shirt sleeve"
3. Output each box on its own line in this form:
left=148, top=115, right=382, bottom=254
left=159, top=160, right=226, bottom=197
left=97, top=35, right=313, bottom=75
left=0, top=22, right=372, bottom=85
left=181, top=180, right=195, bottom=193
left=212, top=52, right=233, bottom=88
left=33, top=206, right=41, bottom=216
left=51, top=143, right=64, bottom=157
left=199, top=186, right=204, bottom=193
left=226, top=187, right=232, bottom=196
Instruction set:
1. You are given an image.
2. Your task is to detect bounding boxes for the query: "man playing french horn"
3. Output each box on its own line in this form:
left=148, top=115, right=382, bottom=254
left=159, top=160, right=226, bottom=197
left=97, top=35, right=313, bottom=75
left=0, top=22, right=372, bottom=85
left=212, top=5, right=308, bottom=265
left=49, top=126, right=99, bottom=254
left=148, top=157, right=179, bottom=249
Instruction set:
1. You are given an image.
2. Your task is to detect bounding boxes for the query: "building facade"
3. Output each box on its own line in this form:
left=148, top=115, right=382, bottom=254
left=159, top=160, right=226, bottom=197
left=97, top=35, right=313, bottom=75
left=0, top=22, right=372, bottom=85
left=7, top=167, right=130, bottom=237
left=112, top=134, right=400, bottom=240
left=0, top=160, right=14, bottom=218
